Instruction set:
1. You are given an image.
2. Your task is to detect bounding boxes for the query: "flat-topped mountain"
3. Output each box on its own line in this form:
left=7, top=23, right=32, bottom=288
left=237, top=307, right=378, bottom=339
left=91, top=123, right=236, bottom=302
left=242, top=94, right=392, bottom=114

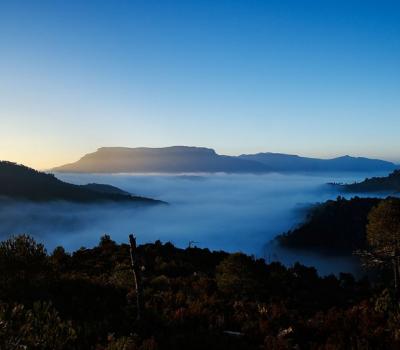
left=52, top=146, right=270, bottom=173
left=53, top=146, right=397, bottom=174
left=0, top=161, right=163, bottom=204
left=239, top=152, right=397, bottom=172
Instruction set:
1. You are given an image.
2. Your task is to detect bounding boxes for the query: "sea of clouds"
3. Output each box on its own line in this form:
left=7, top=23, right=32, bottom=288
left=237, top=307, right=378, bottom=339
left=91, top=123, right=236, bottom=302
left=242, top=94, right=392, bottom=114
left=0, top=172, right=387, bottom=274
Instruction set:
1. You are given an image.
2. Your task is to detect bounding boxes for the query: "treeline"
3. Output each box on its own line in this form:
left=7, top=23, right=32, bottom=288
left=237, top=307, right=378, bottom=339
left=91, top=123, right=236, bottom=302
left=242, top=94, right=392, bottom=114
left=1, top=234, right=399, bottom=349
left=277, top=196, right=380, bottom=255
left=339, top=169, right=400, bottom=193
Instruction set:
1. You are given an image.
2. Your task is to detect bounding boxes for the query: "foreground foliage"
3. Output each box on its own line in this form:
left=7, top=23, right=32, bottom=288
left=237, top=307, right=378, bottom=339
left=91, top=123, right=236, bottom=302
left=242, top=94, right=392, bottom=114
left=1, top=234, right=400, bottom=349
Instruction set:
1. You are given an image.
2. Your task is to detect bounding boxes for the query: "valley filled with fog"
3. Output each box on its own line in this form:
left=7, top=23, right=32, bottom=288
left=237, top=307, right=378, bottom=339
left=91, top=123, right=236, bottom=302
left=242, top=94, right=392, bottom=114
left=0, top=172, right=388, bottom=274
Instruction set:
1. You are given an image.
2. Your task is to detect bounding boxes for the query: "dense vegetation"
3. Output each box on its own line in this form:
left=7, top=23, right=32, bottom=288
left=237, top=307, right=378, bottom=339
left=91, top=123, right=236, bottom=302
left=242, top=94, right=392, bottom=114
left=277, top=197, right=382, bottom=255
left=1, top=234, right=400, bottom=349
left=338, top=170, right=400, bottom=193
left=0, top=161, right=162, bottom=204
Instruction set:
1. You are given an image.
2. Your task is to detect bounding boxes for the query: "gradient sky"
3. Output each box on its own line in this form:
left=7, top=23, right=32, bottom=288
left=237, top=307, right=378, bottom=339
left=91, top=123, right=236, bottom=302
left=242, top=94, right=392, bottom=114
left=1, top=0, right=399, bottom=169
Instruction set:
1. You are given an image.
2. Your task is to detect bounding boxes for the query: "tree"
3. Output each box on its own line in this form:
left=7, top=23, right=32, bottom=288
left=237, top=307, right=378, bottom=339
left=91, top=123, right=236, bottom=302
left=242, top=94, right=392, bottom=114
left=216, top=253, right=261, bottom=299
left=50, top=246, right=70, bottom=271
left=0, top=234, right=47, bottom=270
left=0, top=235, right=49, bottom=301
left=362, top=198, right=400, bottom=292
left=0, top=301, right=77, bottom=350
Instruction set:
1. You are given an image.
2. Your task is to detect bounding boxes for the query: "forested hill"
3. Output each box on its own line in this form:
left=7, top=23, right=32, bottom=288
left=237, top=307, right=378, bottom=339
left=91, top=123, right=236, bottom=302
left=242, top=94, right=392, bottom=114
left=338, top=170, right=400, bottom=193
left=0, top=161, right=163, bottom=204
left=276, top=197, right=381, bottom=255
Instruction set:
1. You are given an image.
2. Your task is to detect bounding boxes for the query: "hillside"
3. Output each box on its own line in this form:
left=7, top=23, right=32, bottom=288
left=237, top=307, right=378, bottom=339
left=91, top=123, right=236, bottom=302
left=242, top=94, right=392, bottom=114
left=276, top=196, right=381, bottom=255
left=239, top=153, right=396, bottom=173
left=53, top=146, right=271, bottom=173
left=0, top=161, right=163, bottom=204
left=338, top=170, right=400, bottom=193
left=2, top=234, right=398, bottom=349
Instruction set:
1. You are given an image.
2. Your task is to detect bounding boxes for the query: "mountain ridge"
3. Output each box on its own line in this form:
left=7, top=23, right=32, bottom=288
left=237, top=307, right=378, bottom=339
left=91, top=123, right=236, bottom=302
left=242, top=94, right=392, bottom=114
left=53, top=146, right=271, bottom=173
left=239, top=152, right=396, bottom=172
left=0, top=161, right=163, bottom=204
left=337, top=169, right=400, bottom=194
left=52, top=146, right=398, bottom=174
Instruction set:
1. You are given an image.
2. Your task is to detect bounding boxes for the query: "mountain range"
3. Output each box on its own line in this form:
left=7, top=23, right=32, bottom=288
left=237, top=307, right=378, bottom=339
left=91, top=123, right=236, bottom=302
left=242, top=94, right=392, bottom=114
left=52, top=146, right=398, bottom=174
left=239, top=152, right=397, bottom=172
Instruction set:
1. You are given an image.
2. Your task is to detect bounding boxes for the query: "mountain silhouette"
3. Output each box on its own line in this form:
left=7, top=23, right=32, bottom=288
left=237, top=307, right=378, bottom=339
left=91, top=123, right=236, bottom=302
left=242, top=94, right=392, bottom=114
left=338, top=169, right=400, bottom=193
left=52, top=146, right=270, bottom=173
left=0, top=161, right=163, bottom=204
left=53, top=147, right=397, bottom=174
left=239, top=152, right=396, bottom=172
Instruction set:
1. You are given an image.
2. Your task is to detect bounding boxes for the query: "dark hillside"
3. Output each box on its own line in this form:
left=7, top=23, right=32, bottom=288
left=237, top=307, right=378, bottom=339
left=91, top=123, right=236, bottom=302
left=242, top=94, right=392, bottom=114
left=339, top=170, right=400, bottom=194
left=0, top=161, right=163, bottom=204
left=277, top=197, right=381, bottom=255
left=2, top=234, right=395, bottom=349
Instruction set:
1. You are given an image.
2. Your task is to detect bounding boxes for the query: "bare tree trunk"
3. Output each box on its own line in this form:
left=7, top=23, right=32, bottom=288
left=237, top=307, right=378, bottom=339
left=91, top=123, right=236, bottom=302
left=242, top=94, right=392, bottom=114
left=129, top=234, right=143, bottom=321
left=396, top=255, right=400, bottom=298
left=393, top=258, right=398, bottom=294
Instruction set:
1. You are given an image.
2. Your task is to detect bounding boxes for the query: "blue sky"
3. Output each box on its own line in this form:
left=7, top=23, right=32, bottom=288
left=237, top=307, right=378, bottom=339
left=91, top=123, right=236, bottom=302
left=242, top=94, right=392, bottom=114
left=0, top=0, right=399, bottom=168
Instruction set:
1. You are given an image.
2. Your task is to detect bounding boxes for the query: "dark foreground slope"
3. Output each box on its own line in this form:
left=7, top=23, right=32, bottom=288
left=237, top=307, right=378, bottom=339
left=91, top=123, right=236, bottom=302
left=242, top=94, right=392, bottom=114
left=1, top=234, right=398, bottom=350
left=0, top=161, right=163, bottom=204
left=53, top=146, right=270, bottom=173
left=338, top=170, right=400, bottom=194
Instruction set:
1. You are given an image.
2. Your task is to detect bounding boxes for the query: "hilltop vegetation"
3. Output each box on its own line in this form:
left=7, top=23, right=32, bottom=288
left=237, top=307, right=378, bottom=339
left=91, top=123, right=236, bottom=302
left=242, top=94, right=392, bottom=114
left=277, top=197, right=382, bottom=255
left=339, top=170, right=400, bottom=194
left=0, top=161, right=163, bottom=204
left=277, top=195, right=400, bottom=268
left=1, top=234, right=399, bottom=350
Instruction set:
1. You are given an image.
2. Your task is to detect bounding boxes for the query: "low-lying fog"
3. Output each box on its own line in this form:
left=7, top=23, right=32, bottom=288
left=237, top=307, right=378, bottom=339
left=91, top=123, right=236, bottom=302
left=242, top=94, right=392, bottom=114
left=0, top=172, right=388, bottom=275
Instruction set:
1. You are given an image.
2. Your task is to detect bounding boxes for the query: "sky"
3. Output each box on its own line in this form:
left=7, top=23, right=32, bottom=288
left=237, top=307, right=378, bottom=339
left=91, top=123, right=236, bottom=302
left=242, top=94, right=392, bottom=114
left=0, top=0, right=399, bottom=169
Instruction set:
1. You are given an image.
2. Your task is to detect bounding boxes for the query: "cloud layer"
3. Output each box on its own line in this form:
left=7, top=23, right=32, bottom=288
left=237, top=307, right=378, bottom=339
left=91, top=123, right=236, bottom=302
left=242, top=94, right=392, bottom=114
left=0, top=172, right=384, bottom=274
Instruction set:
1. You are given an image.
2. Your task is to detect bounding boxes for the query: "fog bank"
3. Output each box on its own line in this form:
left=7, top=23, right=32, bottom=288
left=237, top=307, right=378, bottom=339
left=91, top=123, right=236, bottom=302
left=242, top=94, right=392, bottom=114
left=0, top=172, right=387, bottom=274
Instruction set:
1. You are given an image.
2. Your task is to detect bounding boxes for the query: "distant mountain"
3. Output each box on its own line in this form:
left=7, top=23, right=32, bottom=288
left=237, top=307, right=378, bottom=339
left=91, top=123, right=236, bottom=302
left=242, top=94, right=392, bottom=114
left=239, top=152, right=397, bottom=172
left=0, top=161, right=163, bottom=204
left=338, top=170, right=400, bottom=194
left=52, top=146, right=270, bottom=173
left=52, top=147, right=397, bottom=174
